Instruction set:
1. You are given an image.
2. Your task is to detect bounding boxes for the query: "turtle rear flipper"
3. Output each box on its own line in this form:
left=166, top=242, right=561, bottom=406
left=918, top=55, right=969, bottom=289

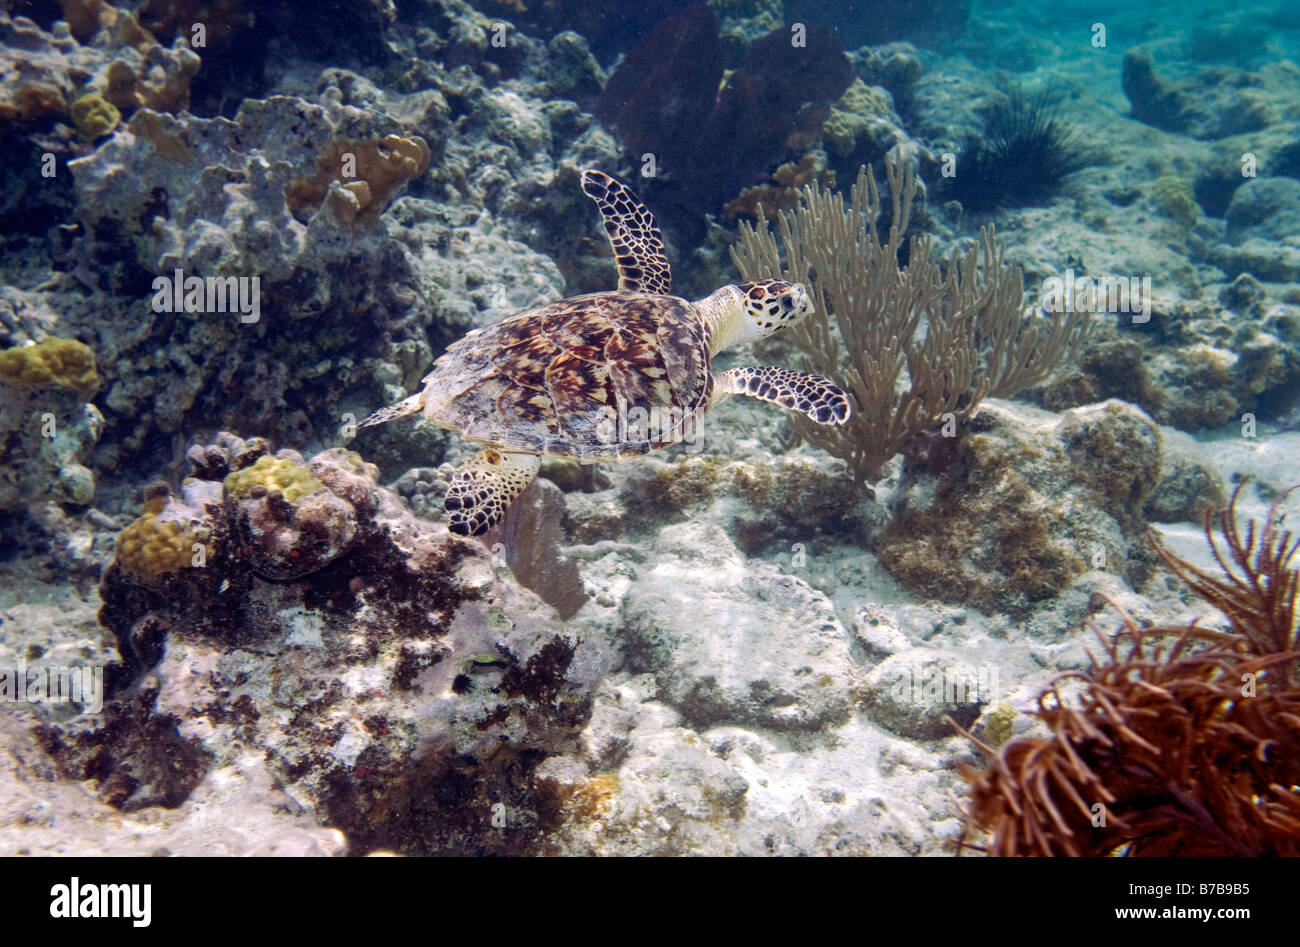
left=445, top=449, right=541, bottom=536
left=716, top=367, right=851, bottom=425
left=359, top=393, right=424, bottom=429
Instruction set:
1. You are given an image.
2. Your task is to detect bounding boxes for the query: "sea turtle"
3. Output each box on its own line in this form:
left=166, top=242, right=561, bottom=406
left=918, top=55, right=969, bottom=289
left=359, top=169, right=851, bottom=536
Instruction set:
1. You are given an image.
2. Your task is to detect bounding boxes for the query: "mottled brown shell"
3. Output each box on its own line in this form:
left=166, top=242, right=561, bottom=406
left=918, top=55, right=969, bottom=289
left=420, top=291, right=712, bottom=461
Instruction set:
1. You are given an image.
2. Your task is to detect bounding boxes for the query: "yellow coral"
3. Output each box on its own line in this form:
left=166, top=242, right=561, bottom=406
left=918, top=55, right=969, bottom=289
left=286, top=135, right=432, bottom=230
left=0, top=338, right=100, bottom=392
left=116, top=497, right=201, bottom=575
left=823, top=78, right=893, bottom=158
left=1149, top=175, right=1199, bottom=228
left=982, top=702, right=1019, bottom=749
left=70, top=91, right=120, bottom=139
left=223, top=455, right=324, bottom=504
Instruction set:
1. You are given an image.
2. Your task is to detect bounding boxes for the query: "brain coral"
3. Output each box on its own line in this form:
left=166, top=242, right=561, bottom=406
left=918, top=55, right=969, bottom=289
left=0, top=338, right=100, bottom=392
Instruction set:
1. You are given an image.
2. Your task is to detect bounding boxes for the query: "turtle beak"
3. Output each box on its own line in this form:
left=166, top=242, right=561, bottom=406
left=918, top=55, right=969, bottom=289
left=787, top=284, right=812, bottom=321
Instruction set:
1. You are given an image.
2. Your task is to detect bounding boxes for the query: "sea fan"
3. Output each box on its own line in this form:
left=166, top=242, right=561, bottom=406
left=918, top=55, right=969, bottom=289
left=942, top=89, right=1091, bottom=215
left=953, top=482, right=1300, bottom=856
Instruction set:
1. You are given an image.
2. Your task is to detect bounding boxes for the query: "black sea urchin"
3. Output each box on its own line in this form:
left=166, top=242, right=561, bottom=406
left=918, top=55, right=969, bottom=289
left=943, top=89, right=1092, bottom=215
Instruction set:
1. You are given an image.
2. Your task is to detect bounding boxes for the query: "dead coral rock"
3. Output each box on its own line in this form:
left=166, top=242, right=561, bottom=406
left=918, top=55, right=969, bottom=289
left=1122, top=48, right=1278, bottom=141
left=62, top=95, right=454, bottom=465
left=623, top=521, right=855, bottom=732
left=860, top=647, right=986, bottom=740
left=1144, top=430, right=1227, bottom=524
left=1032, top=306, right=1294, bottom=433
left=878, top=399, right=1161, bottom=616
left=97, top=434, right=603, bottom=854
left=102, top=46, right=200, bottom=113
left=536, top=727, right=749, bottom=856
left=37, top=685, right=212, bottom=812
left=1057, top=400, right=1161, bottom=528
left=0, top=368, right=104, bottom=513
left=621, top=454, right=870, bottom=553
left=0, top=713, right=345, bottom=855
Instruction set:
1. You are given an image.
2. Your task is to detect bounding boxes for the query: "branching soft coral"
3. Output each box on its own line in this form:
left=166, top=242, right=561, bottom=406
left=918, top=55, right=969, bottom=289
left=954, top=482, right=1300, bottom=856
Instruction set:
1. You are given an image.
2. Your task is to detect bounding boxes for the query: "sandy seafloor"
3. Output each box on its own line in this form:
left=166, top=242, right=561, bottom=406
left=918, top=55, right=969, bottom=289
left=0, top=0, right=1298, bottom=856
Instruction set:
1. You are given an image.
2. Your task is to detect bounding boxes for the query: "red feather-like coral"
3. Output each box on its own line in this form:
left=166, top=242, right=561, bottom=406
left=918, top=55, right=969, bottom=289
left=953, top=481, right=1300, bottom=856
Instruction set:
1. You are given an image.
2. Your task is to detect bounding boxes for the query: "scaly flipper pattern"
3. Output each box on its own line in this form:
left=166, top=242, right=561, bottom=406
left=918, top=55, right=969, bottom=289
left=716, top=366, right=851, bottom=425
left=444, top=449, right=541, bottom=536
left=580, top=169, right=672, bottom=295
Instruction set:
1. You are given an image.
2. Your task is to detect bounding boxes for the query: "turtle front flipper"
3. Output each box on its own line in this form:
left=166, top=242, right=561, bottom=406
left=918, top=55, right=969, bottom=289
left=580, top=169, right=672, bottom=295
left=445, top=449, right=541, bottom=536
left=715, top=367, right=852, bottom=425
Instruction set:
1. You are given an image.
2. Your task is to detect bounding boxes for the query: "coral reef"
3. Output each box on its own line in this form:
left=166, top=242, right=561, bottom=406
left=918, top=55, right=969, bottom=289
left=877, top=400, right=1161, bottom=615
left=0, top=4, right=199, bottom=128
left=1122, top=48, right=1276, bottom=140
left=72, top=432, right=605, bottom=853
left=1, top=0, right=1298, bottom=864
left=1033, top=288, right=1300, bottom=432
left=957, top=485, right=1300, bottom=856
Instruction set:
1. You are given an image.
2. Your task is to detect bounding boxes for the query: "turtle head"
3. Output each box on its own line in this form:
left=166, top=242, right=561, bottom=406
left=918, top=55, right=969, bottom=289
left=701, top=280, right=813, bottom=353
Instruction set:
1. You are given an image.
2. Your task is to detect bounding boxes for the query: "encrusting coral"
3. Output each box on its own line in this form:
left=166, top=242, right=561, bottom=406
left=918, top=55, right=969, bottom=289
left=0, top=1, right=200, bottom=129
left=0, top=338, right=100, bottom=393
left=722, top=154, right=836, bottom=222
left=1148, top=174, right=1200, bottom=228
left=732, top=154, right=1090, bottom=485
left=115, top=491, right=209, bottom=577
left=223, top=454, right=324, bottom=505
left=286, top=135, right=432, bottom=230
left=69, top=90, right=121, bottom=139
left=954, top=483, right=1300, bottom=856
